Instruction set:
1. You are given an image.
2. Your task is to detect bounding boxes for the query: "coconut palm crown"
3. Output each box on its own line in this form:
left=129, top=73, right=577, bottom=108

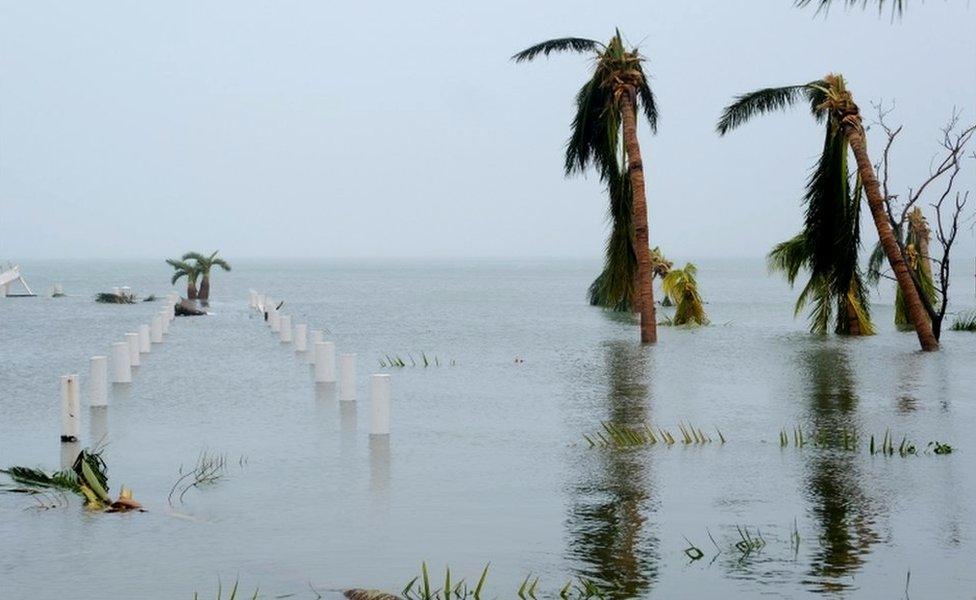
left=717, top=75, right=875, bottom=335
left=166, top=258, right=201, bottom=300
left=183, top=250, right=231, bottom=303
left=513, top=30, right=661, bottom=342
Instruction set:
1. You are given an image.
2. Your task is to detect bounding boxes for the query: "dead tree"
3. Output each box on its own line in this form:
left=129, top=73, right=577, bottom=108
left=870, top=104, right=974, bottom=340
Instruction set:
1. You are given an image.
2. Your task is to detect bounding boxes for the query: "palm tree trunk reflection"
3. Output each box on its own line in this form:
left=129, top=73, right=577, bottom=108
left=566, top=341, right=658, bottom=598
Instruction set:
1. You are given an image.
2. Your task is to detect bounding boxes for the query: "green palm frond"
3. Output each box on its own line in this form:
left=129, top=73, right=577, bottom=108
left=795, top=0, right=906, bottom=17
left=588, top=171, right=637, bottom=311
left=716, top=83, right=825, bottom=135
left=181, top=250, right=231, bottom=274
left=565, top=77, right=619, bottom=177
left=865, top=240, right=886, bottom=285
left=511, top=37, right=603, bottom=63
left=634, top=64, right=659, bottom=133
left=768, top=233, right=810, bottom=285
left=662, top=263, right=708, bottom=326
left=211, top=258, right=231, bottom=272
left=167, top=259, right=199, bottom=284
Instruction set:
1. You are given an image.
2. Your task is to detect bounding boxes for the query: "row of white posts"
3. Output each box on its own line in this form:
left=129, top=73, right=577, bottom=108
left=60, top=292, right=181, bottom=442
left=249, top=290, right=391, bottom=435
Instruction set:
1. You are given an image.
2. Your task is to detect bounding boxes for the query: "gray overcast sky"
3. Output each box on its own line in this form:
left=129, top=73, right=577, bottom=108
left=1, top=1, right=974, bottom=260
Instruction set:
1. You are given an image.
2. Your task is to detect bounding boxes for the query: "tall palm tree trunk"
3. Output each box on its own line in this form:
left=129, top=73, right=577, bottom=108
left=187, top=282, right=198, bottom=300
left=844, top=125, right=938, bottom=351
left=198, top=275, right=210, bottom=302
left=619, top=89, right=657, bottom=343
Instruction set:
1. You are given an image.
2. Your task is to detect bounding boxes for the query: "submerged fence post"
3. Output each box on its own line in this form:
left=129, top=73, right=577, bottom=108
left=314, top=341, right=336, bottom=383
left=307, top=329, right=323, bottom=364
left=370, top=374, right=391, bottom=435
left=279, top=315, right=293, bottom=343
left=151, top=314, right=163, bottom=343
left=138, top=324, right=151, bottom=354
left=111, top=342, right=131, bottom=383
left=125, top=332, right=140, bottom=367
left=89, top=356, right=108, bottom=407
left=270, top=309, right=281, bottom=333
left=340, top=353, right=357, bottom=401
left=294, top=323, right=307, bottom=352
left=161, top=310, right=171, bottom=334
left=60, top=374, right=80, bottom=442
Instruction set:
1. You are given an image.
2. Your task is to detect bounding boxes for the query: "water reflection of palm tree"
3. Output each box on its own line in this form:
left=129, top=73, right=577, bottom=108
left=565, top=341, right=658, bottom=598
left=799, top=343, right=883, bottom=593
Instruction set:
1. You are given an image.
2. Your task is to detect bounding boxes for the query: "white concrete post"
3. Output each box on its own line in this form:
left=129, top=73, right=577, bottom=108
left=60, top=374, right=80, bottom=442
left=111, top=342, right=132, bottom=383
left=340, top=353, right=357, bottom=401
left=270, top=309, right=281, bottom=332
left=150, top=314, right=163, bottom=343
left=161, top=310, right=171, bottom=334
left=370, top=374, right=391, bottom=435
left=305, top=329, right=323, bottom=365
left=307, top=330, right=323, bottom=364
left=279, top=315, right=293, bottom=343
left=294, top=323, right=307, bottom=352
left=138, top=324, right=151, bottom=354
left=89, top=356, right=108, bottom=407
left=314, top=341, right=336, bottom=383
left=126, top=332, right=140, bottom=367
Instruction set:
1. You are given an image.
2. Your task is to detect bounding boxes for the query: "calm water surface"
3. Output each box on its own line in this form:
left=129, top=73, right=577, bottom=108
left=1, top=259, right=974, bottom=599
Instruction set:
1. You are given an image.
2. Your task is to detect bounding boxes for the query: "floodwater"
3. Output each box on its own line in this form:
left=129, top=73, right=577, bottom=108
left=1, top=258, right=975, bottom=599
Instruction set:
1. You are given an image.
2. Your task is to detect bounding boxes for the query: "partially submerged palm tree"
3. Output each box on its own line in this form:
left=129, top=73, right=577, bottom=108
left=867, top=207, right=936, bottom=329
left=183, top=250, right=231, bottom=303
left=717, top=74, right=936, bottom=347
left=662, top=263, right=708, bottom=326
left=167, top=258, right=200, bottom=300
left=514, top=30, right=661, bottom=343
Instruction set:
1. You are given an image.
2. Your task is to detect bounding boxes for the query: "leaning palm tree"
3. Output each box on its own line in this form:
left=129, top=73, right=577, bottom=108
left=166, top=259, right=200, bottom=300
left=514, top=30, right=660, bottom=343
left=662, top=263, right=708, bottom=326
left=717, top=74, right=938, bottom=349
left=183, top=250, right=231, bottom=303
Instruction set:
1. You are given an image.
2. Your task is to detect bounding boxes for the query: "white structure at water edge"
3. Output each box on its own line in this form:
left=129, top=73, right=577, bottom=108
left=161, top=310, right=171, bottom=334
left=279, top=315, right=293, bottom=343
left=151, top=314, right=163, bottom=343
left=126, top=333, right=141, bottom=367
left=307, top=330, right=323, bottom=364
left=270, top=309, right=281, bottom=333
left=111, top=342, right=131, bottom=383
left=60, top=374, right=80, bottom=442
left=340, top=353, right=357, bottom=401
left=138, top=324, right=151, bottom=354
left=0, top=264, right=35, bottom=297
left=370, top=374, right=391, bottom=435
left=294, top=324, right=307, bottom=352
left=89, top=356, right=108, bottom=407
left=314, top=341, right=336, bottom=383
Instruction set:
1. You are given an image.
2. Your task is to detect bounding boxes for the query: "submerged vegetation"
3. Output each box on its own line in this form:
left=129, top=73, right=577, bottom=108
left=661, top=263, right=708, bottom=326
left=777, top=425, right=953, bottom=457
left=379, top=352, right=455, bottom=368
left=583, top=421, right=725, bottom=449
left=393, top=563, right=610, bottom=600
left=950, top=312, right=976, bottom=332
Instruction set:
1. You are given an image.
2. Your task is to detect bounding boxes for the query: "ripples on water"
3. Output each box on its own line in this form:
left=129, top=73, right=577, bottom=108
left=1, top=259, right=974, bottom=598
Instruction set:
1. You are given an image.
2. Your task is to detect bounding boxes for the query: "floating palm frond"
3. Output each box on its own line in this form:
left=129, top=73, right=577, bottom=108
left=2, top=448, right=141, bottom=512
